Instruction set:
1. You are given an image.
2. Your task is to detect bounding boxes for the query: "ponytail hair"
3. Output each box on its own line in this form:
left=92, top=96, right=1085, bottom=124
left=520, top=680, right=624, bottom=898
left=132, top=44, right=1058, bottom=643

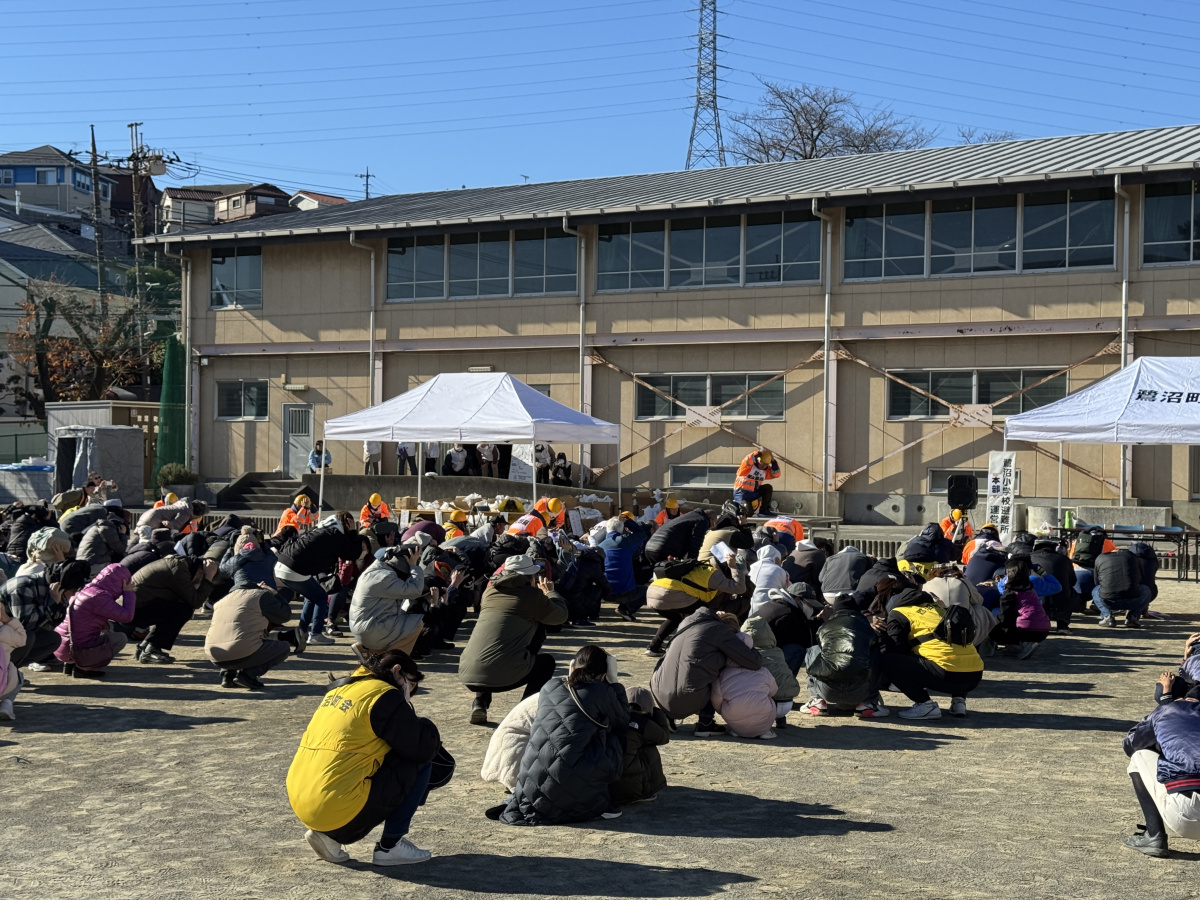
left=363, top=648, right=424, bottom=691
left=567, top=644, right=609, bottom=688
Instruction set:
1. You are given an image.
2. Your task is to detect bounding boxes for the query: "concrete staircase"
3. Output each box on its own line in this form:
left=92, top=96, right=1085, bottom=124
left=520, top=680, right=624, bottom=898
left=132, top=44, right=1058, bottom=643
left=218, top=476, right=315, bottom=513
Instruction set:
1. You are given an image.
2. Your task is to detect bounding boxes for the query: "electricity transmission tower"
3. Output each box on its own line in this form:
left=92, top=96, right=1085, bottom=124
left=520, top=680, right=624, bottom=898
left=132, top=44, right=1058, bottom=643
left=685, top=0, right=726, bottom=170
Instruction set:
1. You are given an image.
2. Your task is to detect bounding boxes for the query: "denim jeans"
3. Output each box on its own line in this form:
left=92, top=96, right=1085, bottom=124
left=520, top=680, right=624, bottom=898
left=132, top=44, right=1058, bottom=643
left=781, top=643, right=807, bottom=675
left=1074, top=567, right=1095, bottom=600
left=382, top=761, right=433, bottom=841
left=281, top=573, right=329, bottom=636
left=1092, top=584, right=1152, bottom=619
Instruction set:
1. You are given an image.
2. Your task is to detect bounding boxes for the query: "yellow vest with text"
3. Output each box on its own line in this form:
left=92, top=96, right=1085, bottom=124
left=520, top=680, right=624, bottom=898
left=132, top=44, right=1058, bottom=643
left=894, top=602, right=984, bottom=674
left=286, top=670, right=395, bottom=832
left=650, top=565, right=721, bottom=603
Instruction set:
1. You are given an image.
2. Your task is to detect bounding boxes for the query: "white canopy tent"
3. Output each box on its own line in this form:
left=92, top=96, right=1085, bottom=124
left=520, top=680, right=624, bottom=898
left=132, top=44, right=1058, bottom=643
left=318, top=372, right=620, bottom=512
left=1005, top=356, right=1200, bottom=519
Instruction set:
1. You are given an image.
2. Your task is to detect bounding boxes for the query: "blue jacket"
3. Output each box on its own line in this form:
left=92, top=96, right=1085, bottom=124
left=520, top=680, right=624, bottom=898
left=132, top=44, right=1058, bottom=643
left=220, top=544, right=278, bottom=590
left=600, top=527, right=646, bottom=595
left=997, top=573, right=1061, bottom=598
left=1124, top=699, right=1200, bottom=793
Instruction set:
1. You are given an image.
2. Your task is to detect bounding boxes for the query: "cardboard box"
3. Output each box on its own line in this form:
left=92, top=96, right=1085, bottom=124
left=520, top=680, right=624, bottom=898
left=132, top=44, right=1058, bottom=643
left=452, top=496, right=473, bottom=511
left=394, top=496, right=416, bottom=510
left=560, top=495, right=580, bottom=511
left=590, top=500, right=614, bottom=519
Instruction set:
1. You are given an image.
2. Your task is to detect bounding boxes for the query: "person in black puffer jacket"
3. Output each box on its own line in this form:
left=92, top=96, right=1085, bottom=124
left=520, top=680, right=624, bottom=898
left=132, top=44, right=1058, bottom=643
left=801, top=593, right=883, bottom=717
left=644, top=509, right=713, bottom=565
left=756, top=584, right=821, bottom=674
left=1031, top=538, right=1078, bottom=632
left=1093, top=548, right=1151, bottom=627
left=493, top=645, right=629, bottom=826
left=558, top=547, right=611, bottom=627
left=274, top=512, right=367, bottom=644
left=856, top=556, right=907, bottom=596
left=8, top=506, right=51, bottom=563
left=1129, top=542, right=1160, bottom=604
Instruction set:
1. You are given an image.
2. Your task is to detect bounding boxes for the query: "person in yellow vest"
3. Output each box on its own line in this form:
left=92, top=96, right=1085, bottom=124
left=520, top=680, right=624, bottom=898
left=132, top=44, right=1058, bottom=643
left=286, top=649, right=448, bottom=866
left=506, top=509, right=547, bottom=538
left=359, top=493, right=392, bottom=530
left=278, top=496, right=316, bottom=534
left=879, top=589, right=984, bottom=720
left=655, top=497, right=681, bottom=527
left=444, top=509, right=469, bottom=541
left=533, top=497, right=566, bottom=530
left=643, top=556, right=748, bottom=657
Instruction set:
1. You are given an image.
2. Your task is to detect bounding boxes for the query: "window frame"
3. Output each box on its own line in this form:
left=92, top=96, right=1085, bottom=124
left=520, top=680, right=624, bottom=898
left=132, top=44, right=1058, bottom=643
left=634, top=371, right=786, bottom=422
left=669, top=464, right=739, bottom=488
left=1143, top=180, right=1200, bottom=269
left=215, top=379, right=269, bottom=421
left=0, top=169, right=11, bottom=186
left=209, top=246, right=263, bottom=310
left=35, top=168, right=58, bottom=186
left=885, top=366, right=1069, bottom=421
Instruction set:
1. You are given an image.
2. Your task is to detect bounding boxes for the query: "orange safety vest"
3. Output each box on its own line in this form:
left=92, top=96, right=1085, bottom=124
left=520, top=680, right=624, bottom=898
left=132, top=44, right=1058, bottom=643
left=655, top=509, right=680, bottom=527
left=359, top=502, right=391, bottom=528
left=506, top=512, right=546, bottom=537
left=941, top=517, right=974, bottom=542
left=765, top=517, right=805, bottom=542
left=279, top=505, right=315, bottom=534
left=733, top=453, right=780, bottom=492
left=533, top=499, right=566, bottom=529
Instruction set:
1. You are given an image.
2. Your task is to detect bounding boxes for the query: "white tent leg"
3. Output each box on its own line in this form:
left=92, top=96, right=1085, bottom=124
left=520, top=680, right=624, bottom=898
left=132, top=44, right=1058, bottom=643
left=418, top=442, right=423, bottom=508
left=530, top=441, right=537, bottom=509
left=1057, top=442, right=1063, bottom=527
left=317, top=426, right=327, bottom=515
left=617, top=437, right=622, bottom=515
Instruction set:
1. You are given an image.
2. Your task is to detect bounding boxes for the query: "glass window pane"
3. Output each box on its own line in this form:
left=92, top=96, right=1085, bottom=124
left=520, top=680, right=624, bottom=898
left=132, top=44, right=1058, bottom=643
left=888, top=371, right=929, bottom=418
left=1068, top=187, right=1114, bottom=251
left=671, top=374, right=708, bottom=407
left=973, top=195, right=1017, bottom=272
left=930, top=370, right=971, bottom=415
left=930, top=198, right=972, bottom=275
left=217, top=383, right=242, bottom=418
left=711, top=374, right=749, bottom=416
left=745, top=213, right=782, bottom=284
left=845, top=259, right=883, bottom=280
left=210, top=253, right=236, bottom=307
left=978, top=369, right=1021, bottom=416
left=448, top=233, right=478, bottom=296
left=236, top=249, right=261, bottom=303
left=514, top=229, right=544, bottom=280
left=704, top=215, right=741, bottom=285
left=669, top=218, right=704, bottom=287
left=544, top=227, right=577, bottom=293
left=387, top=281, right=415, bottom=301
left=1022, top=191, right=1067, bottom=265
left=478, top=231, right=509, bottom=289
left=1144, top=182, right=1192, bottom=257
left=238, top=289, right=262, bottom=308
left=884, top=201, right=926, bottom=262
left=747, top=374, right=784, bottom=418
left=387, top=237, right=415, bottom=287
left=844, top=205, right=883, bottom=279
left=1022, top=370, right=1066, bottom=411
left=637, top=376, right=676, bottom=418
left=630, top=221, right=665, bottom=281
left=243, top=381, right=268, bottom=418
left=671, top=465, right=710, bottom=487
left=596, top=224, right=630, bottom=284
left=414, top=235, right=445, bottom=289
left=782, top=212, right=820, bottom=281
left=1145, top=243, right=1191, bottom=265
left=1068, top=245, right=1113, bottom=267
left=597, top=272, right=629, bottom=291
left=884, top=256, right=925, bottom=277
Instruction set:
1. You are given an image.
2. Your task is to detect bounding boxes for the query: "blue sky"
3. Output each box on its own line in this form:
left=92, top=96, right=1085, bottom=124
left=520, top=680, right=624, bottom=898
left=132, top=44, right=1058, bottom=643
left=3, top=0, right=1198, bottom=199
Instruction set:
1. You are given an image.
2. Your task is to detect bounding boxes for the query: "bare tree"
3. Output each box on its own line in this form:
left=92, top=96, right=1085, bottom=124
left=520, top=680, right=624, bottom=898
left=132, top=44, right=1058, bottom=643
left=729, top=81, right=935, bottom=164
left=956, top=126, right=1019, bottom=144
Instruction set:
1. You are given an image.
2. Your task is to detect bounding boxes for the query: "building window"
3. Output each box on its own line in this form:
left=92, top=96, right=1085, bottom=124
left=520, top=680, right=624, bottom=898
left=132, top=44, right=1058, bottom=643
left=669, top=215, right=741, bottom=287
left=514, top=227, right=577, bottom=294
left=745, top=211, right=821, bottom=284
left=887, top=368, right=1067, bottom=419
left=635, top=372, right=784, bottom=420
left=231, top=197, right=242, bottom=209
left=1190, top=446, right=1200, bottom=499
left=670, top=464, right=738, bottom=488
left=74, top=172, right=92, bottom=193
left=210, top=246, right=262, bottom=308
left=258, top=196, right=275, bottom=205
left=928, top=467, right=1020, bottom=495
left=216, top=380, right=268, bottom=420
left=217, top=199, right=228, bottom=211
left=1144, top=181, right=1199, bottom=265
left=0, top=169, right=11, bottom=186
left=387, top=235, right=446, bottom=301
left=99, top=182, right=110, bottom=201
left=1022, top=187, right=1114, bottom=270
left=449, top=231, right=509, bottom=297
left=35, top=169, right=58, bottom=185
left=597, top=221, right=666, bottom=291
left=931, top=196, right=1018, bottom=275
left=844, top=202, right=926, bottom=279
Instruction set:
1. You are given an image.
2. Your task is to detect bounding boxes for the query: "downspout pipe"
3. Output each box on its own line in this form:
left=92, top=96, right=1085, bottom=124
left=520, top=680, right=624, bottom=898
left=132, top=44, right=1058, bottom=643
left=163, top=241, right=192, bottom=469
left=562, top=215, right=587, bottom=488
left=1115, top=175, right=1131, bottom=507
left=812, top=198, right=834, bottom=516
left=349, top=232, right=378, bottom=406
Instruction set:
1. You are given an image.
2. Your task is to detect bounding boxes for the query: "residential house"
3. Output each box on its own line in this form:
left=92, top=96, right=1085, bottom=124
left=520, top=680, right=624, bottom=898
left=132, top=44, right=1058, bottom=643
left=159, top=184, right=251, bottom=234
left=213, top=183, right=292, bottom=223
left=0, top=146, right=115, bottom=223
left=290, top=190, right=349, bottom=211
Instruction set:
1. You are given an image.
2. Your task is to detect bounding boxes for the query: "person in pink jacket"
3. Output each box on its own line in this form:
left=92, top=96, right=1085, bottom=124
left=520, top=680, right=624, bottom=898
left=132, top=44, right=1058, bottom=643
left=54, top=562, right=136, bottom=678
left=710, top=631, right=779, bottom=740
left=0, top=600, right=27, bottom=720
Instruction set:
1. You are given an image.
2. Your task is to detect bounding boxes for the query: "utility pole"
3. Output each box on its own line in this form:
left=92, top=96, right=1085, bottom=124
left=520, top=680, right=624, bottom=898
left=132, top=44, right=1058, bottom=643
left=128, top=122, right=145, bottom=306
left=88, top=125, right=107, bottom=316
left=356, top=166, right=373, bottom=200
left=685, top=0, right=727, bottom=170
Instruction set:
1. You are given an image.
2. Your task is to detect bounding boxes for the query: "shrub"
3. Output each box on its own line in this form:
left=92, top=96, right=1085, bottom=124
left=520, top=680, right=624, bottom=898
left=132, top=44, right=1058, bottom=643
left=157, top=462, right=199, bottom=489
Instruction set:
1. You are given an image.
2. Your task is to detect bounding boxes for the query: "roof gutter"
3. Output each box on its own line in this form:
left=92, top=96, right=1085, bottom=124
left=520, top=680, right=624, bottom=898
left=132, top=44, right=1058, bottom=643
left=348, top=232, right=377, bottom=406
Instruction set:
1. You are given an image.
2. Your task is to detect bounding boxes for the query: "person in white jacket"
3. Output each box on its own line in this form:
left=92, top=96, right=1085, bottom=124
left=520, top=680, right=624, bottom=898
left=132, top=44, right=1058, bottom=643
left=348, top=542, right=426, bottom=656
left=0, top=600, right=27, bottom=721
left=748, top=544, right=790, bottom=616
left=480, top=693, right=539, bottom=792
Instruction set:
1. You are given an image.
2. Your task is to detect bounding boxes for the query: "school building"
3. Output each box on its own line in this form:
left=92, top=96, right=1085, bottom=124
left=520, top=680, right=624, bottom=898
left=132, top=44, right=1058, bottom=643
left=139, top=123, right=1200, bottom=526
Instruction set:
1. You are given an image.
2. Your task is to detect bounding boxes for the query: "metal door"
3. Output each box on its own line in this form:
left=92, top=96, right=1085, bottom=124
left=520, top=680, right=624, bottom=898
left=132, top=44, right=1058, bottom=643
left=282, top=404, right=314, bottom=478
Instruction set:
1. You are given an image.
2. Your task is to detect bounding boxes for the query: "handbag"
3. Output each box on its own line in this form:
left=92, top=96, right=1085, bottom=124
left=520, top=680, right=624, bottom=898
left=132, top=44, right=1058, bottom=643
left=66, top=601, right=114, bottom=671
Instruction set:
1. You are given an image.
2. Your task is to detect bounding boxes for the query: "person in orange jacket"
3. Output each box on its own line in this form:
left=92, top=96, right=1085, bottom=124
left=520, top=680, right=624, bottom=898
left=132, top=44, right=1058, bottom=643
left=764, top=515, right=805, bottom=543
left=444, top=509, right=469, bottom=540
left=961, top=523, right=1001, bottom=564
left=359, top=493, right=391, bottom=529
left=940, top=508, right=974, bottom=544
left=655, top=497, right=682, bottom=527
left=506, top=510, right=547, bottom=538
left=733, top=449, right=780, bottom=515
left=278, top=495, right=316, bottom=534
left=533, top=497, right=566, bottom=530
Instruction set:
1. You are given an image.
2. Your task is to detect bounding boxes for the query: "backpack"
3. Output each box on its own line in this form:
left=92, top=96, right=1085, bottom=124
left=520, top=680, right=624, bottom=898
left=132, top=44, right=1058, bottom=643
left=652, top=558, right=709, bottom=593
left=51, top=488, right=86, bottom=512
left=1071, top=531, right=1105, bottom=568
left=488, top=533, right=529, bottom=571
left=931, top=603, right=977, bottom=647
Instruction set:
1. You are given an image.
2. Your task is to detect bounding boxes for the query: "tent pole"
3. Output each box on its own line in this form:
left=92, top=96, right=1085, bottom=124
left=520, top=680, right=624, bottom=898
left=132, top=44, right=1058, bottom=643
left=530, top=441, right=537, bottom=509
left=1057, top=442, right=1063, bottom=527
left=317, top=426, right=326, bottom=515
left=417, top=442, right=423, bottom=508
left=617, top=427, right=622, bottom=514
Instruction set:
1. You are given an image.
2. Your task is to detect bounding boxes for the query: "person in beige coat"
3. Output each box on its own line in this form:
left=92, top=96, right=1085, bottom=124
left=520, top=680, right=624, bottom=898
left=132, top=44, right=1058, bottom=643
left=204, top=585, right=296, bottom=690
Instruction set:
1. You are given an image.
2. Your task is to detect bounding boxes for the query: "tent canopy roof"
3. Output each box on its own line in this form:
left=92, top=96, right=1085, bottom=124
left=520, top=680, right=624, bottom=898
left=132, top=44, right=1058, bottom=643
left=1005, top=356, right=1200, bottom=444
left=322, top=372, right=619, bottom=444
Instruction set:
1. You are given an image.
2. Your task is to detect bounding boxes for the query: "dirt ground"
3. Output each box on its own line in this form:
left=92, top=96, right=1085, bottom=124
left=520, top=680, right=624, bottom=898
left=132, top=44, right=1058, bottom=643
left=4, top=582, right=1200, bottom=900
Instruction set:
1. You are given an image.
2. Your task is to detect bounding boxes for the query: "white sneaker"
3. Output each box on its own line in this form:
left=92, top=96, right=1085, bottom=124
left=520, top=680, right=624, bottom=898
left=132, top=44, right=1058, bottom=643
left=1017, top=641, right=1039, bottom=660
left=0, top=698, right=13, bottom=721
left=756, top=730, right=778, bottom=740
left=600, top=810, right=623, bottom=819
left=308, top=632, right=335, bottom=645
left=898, top=700, right=942, bottom=720
left=855, top=701, right=889, bottom=718
left=801, top=698, right=828, bottom=716
left=373, top=837, right=432, bottom=866
left=305, top=829, right=350, bottom=863
left=949, top=696, right=967, bottom=718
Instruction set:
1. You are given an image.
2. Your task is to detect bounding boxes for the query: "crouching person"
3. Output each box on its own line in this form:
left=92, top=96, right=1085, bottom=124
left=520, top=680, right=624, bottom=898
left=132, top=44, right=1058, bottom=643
left=711, top=627, right=779, bottom=740
left=1121, top=689, right=1200, bottom=858
left=204, top=584, right=296, bottom=690
left=611, top=685, right=670, bottom=805
left=287, top=650, right=452, bottom=866
left=54, top=563, right=135, bottom=679
left=801, top=593, right=887, bottom=718
left=741, top=616, right=801, bottom=729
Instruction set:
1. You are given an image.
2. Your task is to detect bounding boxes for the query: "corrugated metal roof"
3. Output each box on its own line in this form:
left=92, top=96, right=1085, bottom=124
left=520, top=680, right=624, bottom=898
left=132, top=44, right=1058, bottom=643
left=139, top=123, right=1200, bottom=246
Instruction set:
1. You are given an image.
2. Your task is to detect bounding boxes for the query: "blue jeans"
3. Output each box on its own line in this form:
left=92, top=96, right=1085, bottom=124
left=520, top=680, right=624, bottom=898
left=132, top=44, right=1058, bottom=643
left=1074, top=567, right=1095, bottom=600
left=782, top=643, right=807, bottom=675
left=382, top=761, right=432, bottom=840
left=281, top=573, right=329, bottom=636
left=1092, top=584, right=1152, bottom=619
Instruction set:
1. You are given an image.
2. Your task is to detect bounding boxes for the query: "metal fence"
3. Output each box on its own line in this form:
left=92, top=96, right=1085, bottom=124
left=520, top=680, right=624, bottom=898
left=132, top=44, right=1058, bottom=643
left=0, top=431, right=48, bottom=464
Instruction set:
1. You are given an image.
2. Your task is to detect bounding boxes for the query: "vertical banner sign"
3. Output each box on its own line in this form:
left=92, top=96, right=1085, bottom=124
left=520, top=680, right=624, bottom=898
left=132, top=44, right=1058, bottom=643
left=986, top=451, right=1018, bottom=544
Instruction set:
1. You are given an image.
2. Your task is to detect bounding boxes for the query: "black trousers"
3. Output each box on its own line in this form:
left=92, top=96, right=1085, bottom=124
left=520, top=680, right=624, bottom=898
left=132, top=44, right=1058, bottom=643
left=879, top=653, right=982, bottom=704
left=11, top=626, right=60, bottom=668
left=649, top=602, right=701, bottom=651
left=991, top=625, right=1049, bottom=646
left=130, top=596, right=194, bottom=650
left=466, top=653, right=556, bottom=708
